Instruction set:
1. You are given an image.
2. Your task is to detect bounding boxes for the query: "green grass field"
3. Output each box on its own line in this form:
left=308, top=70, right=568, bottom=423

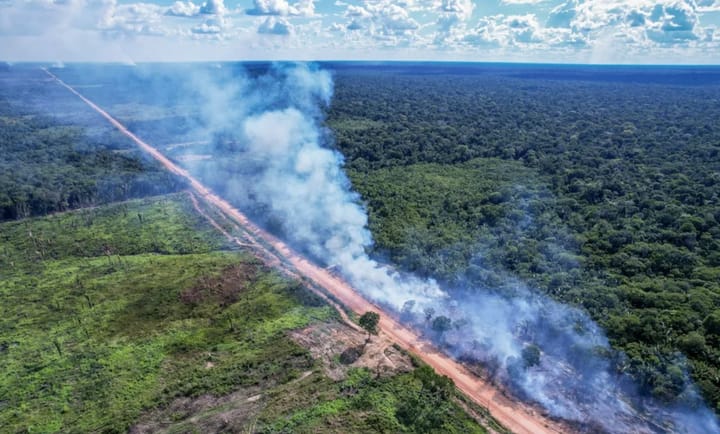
left=0, top=193, right=491, bottom=433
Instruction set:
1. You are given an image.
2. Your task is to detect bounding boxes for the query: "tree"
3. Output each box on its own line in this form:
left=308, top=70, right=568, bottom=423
left=679, top=332, right=706, bottom=357
left=400, top=300, right=416, bottom=321
left=424, top=307, right=435, bottom=322
left=522, top=344, right=541, bottom=368
left=704, top=310, right=720, bottom=337
left=395, top=365, right=455, bottom=431
left=359, top=311, right=380, bottom=341
left=432, top=315, right=452, bottom=336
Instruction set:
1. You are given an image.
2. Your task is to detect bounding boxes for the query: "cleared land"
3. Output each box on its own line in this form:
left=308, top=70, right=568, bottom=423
left=0, top=193, right=492, bottom=433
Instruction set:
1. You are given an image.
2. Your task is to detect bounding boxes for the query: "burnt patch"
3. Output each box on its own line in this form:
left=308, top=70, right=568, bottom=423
left=180, top=263, right=259, bottom=307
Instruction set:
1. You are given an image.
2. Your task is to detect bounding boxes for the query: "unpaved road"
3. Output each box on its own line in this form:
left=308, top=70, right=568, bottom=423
left=45, top=68, right=567, bottom=434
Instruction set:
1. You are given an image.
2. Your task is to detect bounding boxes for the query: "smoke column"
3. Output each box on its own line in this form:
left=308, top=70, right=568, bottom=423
left=176, top=63, right=718, bottom=433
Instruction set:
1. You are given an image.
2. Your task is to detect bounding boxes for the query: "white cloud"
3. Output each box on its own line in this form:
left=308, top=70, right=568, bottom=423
left=294, top=0, right=315, bottom=16
left=547, top=0, right=705, bottom=45
left=258, top=16, right=292, bottom=34
left=246, top=0, right=314, bottom=17
left=166, top=1, right=200, bottom=17
left=440, top=0, right=473, bottom=21
left=101, top=2, right=170, bottom=37
left=375, top=4, right=419, bottom=33
left=697, top=0, right=720, bottom=12
left=647, top=4, right=699, bottom=42
left=199, top=0, right=225, bottom=15
left=191, top=20, right=221, bottom=34
left=433, top=0, right=474, bottom=45
left=500, top=0, right=546, bottom=4
left=0, top=0, right=718, bottom=62
left=247, top=0, right=293, bottom=15
left=343, top=1, right=420, bottom=38
left=346, top=4, right=371, bottom=19
left=463, top=14, right=550, bottom=47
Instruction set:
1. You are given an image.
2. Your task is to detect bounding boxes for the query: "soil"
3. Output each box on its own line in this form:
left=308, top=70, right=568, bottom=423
left=130, top=387, right=264, bottom=434
left=289, top=321, right=413, bottom=381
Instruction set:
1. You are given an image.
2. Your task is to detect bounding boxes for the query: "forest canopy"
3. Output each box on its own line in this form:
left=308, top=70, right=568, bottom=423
left=325, top=64, right=720, bottom=411
left=0, top=68, right=184, bottom=220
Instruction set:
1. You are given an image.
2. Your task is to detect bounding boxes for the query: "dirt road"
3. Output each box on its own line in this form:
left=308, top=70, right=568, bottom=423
left=45, top=68, right=567, bottom=434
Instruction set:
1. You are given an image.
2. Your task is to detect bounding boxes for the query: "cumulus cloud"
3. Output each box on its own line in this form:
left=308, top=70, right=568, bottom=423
left=0, top=0, right=718, bottom=62
left=165, top=1, right=200, bottom=17
left=199, top=0, right=225, bottom=15
left=191, top=20, right=222, bottom=34
left=100, top=2, right=169, bottom=37
left=501, top=0, right=546, bottom=4
left=346, top=4, right=372, bottom=19
left=294, top=0, right=315, bottom=16
left=258, top=16, right=292, bottom=35
left=436, top=0, right=474, bottom=40
left=246, top=0, right=314, bottom=17
left=547, top=0, right=704, bottom=44
left=697, top=0, right=720, bottom=11
left=343, top=1, right=419, bottom=38
left=375, top=4, right=419, bottom=33
left=464, top=14, right=552, bottom=47
left=440, top=0, right=473, bottom=21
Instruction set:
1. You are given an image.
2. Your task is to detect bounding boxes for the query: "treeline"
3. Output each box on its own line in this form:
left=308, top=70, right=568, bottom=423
left=327, top=66, right=720, bottom=411
left=0, top=97, right=184, bottom=221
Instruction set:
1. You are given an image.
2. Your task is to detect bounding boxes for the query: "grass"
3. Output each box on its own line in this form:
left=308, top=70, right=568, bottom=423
left=0, top=193, right=225, bottom=273
left=0, top=192, right=492, bottom=433
left=259, top=366, right=488, bottom=434
left=0, top=194, right=332, bottom=433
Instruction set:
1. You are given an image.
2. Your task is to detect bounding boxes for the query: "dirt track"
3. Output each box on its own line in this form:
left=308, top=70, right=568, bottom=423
left=45, top=68, right=568, bottom=434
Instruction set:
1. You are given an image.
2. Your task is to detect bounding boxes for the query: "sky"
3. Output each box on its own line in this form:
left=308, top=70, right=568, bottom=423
left=1, top=0, right=719, bottom=63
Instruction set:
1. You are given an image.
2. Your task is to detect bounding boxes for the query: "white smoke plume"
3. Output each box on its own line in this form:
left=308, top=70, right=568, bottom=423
left=188, top=63, right=447, bottom=309
left=123, top=62, right=719, bottom=433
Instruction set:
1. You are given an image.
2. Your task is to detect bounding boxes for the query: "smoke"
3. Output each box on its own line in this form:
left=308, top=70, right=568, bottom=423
left=129, top=62, right=718, bottom=433
left=242, top=101, right=446, bottom=309
left=180, top=63, right=447, bottom=308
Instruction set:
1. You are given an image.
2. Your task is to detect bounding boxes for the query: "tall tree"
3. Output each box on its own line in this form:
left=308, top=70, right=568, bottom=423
left=359, top=311, right=380, bottom=342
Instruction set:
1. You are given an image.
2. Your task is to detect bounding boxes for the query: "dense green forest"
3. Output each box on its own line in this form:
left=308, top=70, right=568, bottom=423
left=326, top=67, right=720, bottom=410
left=0, top=69, right=183, bottom=220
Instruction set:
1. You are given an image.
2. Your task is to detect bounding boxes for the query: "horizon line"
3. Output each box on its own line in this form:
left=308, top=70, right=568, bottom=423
left=4, top=59, right=720, bottom=68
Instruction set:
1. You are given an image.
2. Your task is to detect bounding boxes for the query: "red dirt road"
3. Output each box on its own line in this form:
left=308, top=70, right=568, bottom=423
left=45, top=69, right=567, bottom=434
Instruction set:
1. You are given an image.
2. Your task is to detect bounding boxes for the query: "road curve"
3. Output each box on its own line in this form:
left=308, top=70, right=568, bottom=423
left=44, top=68, right=567, bottom=434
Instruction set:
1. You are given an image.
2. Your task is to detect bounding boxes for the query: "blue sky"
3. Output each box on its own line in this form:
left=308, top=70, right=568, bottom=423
left=1, top=0, right=719, bottom=63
